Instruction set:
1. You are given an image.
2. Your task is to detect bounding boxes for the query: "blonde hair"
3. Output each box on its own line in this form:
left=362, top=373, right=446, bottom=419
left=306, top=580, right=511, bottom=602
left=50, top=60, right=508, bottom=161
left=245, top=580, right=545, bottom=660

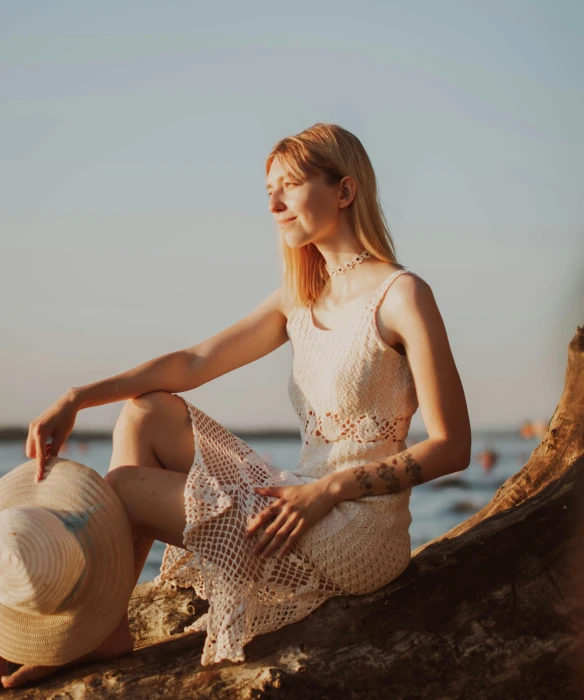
left=265, top=122, right=402, bottom=307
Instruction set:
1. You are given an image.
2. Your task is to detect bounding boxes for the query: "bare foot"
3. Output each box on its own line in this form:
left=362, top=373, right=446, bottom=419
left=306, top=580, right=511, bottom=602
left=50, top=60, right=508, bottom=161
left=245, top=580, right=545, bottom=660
left=0, top=612, right=134, bottom=690
left=0, top=659, right=7, bottom=685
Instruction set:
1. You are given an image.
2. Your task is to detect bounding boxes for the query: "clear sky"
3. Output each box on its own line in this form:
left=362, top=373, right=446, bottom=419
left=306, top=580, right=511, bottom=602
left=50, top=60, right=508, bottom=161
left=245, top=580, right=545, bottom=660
left=1, top=1, right=582, bottom=433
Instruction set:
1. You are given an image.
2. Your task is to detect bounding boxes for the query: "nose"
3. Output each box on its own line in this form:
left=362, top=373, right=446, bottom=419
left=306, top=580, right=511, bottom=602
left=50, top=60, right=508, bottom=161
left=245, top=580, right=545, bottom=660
left=268, top=190, right=287, bottom=215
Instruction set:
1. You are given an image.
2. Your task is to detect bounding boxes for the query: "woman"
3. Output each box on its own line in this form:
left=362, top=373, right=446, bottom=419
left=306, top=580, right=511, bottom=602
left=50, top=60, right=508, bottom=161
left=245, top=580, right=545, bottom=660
left=1, top=122, right=471, bottom=688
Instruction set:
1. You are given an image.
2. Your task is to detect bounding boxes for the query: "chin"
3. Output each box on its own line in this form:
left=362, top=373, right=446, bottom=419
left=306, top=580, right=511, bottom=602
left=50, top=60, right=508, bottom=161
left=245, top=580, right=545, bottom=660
left=281, top=235, right=302, bottom=249
left=283, top=231, right=315, bottom=249
left=284, top=240, right=305, bottom=250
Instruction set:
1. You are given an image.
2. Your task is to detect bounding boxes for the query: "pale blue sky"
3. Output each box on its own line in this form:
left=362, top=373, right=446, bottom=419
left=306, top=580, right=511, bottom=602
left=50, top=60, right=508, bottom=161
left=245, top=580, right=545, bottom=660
left=1, top=1, right=582, bottom=432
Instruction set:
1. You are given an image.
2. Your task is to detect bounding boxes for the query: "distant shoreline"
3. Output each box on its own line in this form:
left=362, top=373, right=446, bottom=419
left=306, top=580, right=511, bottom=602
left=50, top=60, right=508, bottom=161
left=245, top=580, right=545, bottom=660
left=0, top=426, right=302, bottom=442
left=0, top=426, right=519, bottom=442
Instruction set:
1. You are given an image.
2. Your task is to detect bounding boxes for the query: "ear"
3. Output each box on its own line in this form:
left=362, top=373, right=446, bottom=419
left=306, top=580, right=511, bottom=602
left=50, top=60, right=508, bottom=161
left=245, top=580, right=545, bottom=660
left=339, top=175, right=357, bottom=208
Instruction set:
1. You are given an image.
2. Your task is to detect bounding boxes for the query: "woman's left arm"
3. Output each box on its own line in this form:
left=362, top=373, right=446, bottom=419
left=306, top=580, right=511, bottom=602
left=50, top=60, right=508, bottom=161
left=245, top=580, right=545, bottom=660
left=326, top=272, right=472, bottom=501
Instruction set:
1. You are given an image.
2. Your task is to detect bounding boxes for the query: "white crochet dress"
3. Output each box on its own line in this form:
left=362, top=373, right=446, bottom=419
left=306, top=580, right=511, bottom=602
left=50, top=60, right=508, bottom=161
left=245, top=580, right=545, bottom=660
left=154, top=268, right=419, bottom=666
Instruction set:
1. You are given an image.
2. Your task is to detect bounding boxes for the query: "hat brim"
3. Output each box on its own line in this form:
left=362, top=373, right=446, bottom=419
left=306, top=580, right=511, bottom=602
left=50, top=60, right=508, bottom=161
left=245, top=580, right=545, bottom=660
left=0, top=458, right=134, bottom=665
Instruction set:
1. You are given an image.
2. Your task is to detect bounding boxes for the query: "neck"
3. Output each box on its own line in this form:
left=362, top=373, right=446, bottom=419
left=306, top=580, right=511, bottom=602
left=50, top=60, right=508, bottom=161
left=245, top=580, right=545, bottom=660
left=311, top=217, right=364, bottom=271
left=315, top=239, right=363, bottom=271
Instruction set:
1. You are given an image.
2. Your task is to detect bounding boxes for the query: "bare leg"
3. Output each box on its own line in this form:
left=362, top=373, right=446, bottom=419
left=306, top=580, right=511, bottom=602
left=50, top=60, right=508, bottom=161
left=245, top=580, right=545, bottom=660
left=1, top=392, right=195, bottom=689
left=108, top=391, right=195, bottom=588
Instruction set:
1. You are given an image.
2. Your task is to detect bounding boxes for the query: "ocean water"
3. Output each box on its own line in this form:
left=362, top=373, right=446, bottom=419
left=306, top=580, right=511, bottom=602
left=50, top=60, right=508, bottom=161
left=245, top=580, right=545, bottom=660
left=0, top=431, right=540, bottom=584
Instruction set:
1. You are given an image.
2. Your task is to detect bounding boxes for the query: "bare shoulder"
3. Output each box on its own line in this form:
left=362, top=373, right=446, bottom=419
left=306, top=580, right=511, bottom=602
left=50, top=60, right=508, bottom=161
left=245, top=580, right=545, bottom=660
left=251, top=283, right=296, bottom=324
left=391, top=270, right=433, bottom=304
left=379, top=271, right=439, bottom=345
left=254, top=284, right=289, bottom=313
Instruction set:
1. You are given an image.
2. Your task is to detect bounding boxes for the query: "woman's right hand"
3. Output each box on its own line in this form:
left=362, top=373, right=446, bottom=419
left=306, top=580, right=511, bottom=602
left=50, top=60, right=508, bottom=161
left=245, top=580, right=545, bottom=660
left=26, top=392, right=79, bottom=482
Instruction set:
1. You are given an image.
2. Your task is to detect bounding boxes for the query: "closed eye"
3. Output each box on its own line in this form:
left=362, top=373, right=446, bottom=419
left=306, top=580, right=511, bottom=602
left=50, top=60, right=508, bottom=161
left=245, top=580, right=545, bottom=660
left=266, top=179, right=301, bottom=195
left=266, top=182, right=296, bottom=196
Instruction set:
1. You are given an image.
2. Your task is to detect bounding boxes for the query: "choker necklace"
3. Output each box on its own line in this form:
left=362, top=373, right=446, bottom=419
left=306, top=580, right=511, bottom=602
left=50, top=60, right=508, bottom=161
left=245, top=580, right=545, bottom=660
left=325, top=250, right=372, bottom=277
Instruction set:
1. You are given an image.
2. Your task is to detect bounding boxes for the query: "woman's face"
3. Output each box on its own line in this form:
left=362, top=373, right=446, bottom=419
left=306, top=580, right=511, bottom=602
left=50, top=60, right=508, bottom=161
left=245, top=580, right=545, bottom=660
left=266, top=156, right=344, bottom=248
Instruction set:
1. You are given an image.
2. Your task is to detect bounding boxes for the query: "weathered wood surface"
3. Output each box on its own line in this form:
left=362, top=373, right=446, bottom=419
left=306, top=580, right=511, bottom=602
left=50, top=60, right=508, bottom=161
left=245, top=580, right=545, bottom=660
left=4, top=327, right=584, bottom=699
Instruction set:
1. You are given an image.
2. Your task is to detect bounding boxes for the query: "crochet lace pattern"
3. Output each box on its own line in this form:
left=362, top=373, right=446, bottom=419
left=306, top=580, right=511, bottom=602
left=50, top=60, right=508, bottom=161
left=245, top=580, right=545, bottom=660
left=154, top=268, right=419, bottom=666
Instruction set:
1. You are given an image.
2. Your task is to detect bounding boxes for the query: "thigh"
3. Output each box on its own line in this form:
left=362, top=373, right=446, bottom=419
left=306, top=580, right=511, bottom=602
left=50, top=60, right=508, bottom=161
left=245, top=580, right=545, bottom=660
left=106, top=466, right=188, bottom=549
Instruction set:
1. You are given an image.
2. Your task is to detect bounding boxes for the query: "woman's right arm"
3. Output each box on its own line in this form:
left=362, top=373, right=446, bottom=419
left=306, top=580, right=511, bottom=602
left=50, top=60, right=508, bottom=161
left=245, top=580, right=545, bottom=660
left=28, top=285, right=293, bottom=478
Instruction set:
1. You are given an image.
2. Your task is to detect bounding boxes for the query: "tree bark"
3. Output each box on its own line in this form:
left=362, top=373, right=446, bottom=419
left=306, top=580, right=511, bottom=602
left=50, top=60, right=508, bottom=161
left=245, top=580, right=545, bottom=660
left=6, top=327, right=584, bottom=699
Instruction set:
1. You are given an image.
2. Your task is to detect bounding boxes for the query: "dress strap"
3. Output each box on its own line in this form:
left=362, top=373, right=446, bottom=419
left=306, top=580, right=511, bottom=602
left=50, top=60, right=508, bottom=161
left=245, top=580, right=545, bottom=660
left=366, top=268, right=415, bottom=314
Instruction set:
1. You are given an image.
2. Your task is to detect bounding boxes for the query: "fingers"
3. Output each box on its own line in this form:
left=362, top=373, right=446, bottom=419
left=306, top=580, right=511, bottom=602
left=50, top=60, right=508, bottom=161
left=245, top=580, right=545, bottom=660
left=277, top=521, right=304, bottom=557
left=245, top=498, right=282, bottom=539
left=245, top=485, right=305, bottom=558
left=25, top=427, right=34, bottom=461
left=29, top=429, right=65, bottom=479
left=47, top=430, right=62, bottom=459
left=252, top=509, right=291, bottom=556
left=254, top=486, right=282, bottom=498
left=27, top=423, right=53, bottom=483
left=34, top=431, right=46, bottom=480
left=244, top=507, right=274, bottom=540
left=259, top=517, right=299, bottom=558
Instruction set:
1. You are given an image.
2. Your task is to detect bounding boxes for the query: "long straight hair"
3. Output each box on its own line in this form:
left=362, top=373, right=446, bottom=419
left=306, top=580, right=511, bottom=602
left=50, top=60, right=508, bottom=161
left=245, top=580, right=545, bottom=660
left=265, top=122, right=402, bottom=307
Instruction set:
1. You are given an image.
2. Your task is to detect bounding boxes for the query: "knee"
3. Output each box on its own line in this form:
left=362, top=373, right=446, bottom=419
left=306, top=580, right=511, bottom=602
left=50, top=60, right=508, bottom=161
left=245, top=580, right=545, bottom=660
left=104, top=465, right=134, bottom=493
left=114, top=391, right=178, bottom=435
left=128, top=390, right=177, bottom=415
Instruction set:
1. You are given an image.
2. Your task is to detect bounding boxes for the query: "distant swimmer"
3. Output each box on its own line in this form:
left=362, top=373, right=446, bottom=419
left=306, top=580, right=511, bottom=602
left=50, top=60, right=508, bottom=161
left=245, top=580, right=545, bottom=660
left=479, top=448, right=498, bottom=473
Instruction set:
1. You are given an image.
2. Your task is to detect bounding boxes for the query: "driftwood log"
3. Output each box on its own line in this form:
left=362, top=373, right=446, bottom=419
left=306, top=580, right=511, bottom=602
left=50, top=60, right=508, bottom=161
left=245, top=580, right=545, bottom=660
left=4, top=327, right=584, bottom=699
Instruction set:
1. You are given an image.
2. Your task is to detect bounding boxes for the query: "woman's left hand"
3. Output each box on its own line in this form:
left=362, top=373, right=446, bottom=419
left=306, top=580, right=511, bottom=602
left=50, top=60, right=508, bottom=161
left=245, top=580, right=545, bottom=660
left=245, top=480, right=337, bottom=558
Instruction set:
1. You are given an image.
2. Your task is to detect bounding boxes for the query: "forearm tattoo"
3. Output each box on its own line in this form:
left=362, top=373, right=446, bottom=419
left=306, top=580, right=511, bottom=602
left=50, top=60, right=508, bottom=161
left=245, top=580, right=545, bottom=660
left=354, top=450, right=424, bottom=496
left=354, top=465, right=374, bottom=496
left=403, top=451, right=423, bottom=486
left=376, top=461, right=401, bottom=494
left=354, top=451, right=424, bottom=498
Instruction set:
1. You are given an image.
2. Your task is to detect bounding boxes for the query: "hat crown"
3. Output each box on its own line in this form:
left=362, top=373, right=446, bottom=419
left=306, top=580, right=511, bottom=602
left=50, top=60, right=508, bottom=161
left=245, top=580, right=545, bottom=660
left=0, top=506, right=86, bottom=615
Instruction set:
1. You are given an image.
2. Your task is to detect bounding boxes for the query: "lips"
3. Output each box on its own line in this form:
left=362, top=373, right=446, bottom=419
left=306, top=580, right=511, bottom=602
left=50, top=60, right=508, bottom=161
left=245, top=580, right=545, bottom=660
left=279, top=217, right=296, bottom=225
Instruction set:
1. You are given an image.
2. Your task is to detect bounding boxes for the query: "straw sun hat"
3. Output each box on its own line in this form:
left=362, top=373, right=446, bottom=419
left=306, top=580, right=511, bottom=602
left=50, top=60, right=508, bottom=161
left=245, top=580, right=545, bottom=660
left=0, top=457, right=134, bottom=666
